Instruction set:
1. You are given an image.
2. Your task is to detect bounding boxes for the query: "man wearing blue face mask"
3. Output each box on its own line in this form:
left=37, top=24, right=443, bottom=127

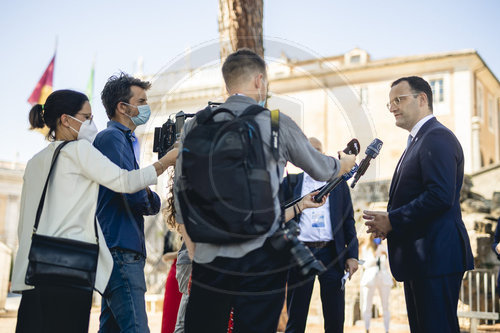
left=94, top=72, right=159, bottom=333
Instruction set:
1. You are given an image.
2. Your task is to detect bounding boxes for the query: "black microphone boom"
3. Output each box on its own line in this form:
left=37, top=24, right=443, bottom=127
left=283, top=139, right=360, bottom=209
left=350, top=138, right=383, bottom=188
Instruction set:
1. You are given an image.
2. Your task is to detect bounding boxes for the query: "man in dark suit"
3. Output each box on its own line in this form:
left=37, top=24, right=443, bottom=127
left=492, top=218, right=500, bottom=294
left=364, top=76, right=474, bottom=332
left=284, top=137, right=359, bottom=333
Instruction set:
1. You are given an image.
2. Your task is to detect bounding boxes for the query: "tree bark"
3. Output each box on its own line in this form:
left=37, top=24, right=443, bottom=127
left=218, top=0, right=264, bottom=59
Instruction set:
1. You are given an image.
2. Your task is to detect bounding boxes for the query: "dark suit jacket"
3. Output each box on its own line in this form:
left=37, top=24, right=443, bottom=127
left=387, top=117, right=474, bottom=281
left=492, top=219, right=500, bottom=292
left=283, top=172, right=358, bottom=269
left=492, top=219, right=500, bottom=260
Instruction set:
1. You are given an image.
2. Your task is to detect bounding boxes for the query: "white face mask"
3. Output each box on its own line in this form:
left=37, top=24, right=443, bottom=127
left=68, top=115, right=99, bottom=143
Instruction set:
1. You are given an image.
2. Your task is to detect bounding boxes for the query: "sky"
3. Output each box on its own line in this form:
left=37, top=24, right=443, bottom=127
left=1, top=0, right=499, bottom=163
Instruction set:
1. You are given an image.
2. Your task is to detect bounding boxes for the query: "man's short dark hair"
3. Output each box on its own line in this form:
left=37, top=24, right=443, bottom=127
left=222, top=48, right=266, bottom=89
left=391, top=76, right=433, bottom=112
left=101, top=72, right=151, bottom=119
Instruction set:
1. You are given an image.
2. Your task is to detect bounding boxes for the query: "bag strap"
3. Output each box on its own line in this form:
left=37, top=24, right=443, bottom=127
left=270, top=109, right=280, bottom=161
left=239, top=104, right=280, bottom=162
left=197, top=106, right=236, bottom=125
left=241, top=104, right=283, bottom=227
left=33, top=141, right=99, bottom=243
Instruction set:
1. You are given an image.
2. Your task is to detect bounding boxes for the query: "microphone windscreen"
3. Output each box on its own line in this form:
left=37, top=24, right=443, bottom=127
left=343, top=138, right=360, bottom=156
left=366, top=138, right=383, bottom=158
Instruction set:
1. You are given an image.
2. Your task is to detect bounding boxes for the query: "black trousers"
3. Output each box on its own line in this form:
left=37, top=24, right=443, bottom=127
left=286, top=244, right=345, bottom=333
left=16, top=289, right=42, bottom=333
left=16, top=285, right=93, bottom=333
left=404, top=272, right=464, bottom=333
left=185, top=240, right=288, bottom=333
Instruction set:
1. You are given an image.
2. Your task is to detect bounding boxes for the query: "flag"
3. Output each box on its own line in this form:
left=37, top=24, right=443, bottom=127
left=28, top=53, right=55, bottom=105
left=86, top=60, right=95, bottom=103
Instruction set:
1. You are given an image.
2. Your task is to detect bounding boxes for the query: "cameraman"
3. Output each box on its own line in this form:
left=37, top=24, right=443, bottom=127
left=174, top=48, right=356, bottom=333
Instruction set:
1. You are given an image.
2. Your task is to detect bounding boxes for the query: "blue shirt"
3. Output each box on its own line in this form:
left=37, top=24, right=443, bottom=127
left=94, top=120, right=160, bottom=256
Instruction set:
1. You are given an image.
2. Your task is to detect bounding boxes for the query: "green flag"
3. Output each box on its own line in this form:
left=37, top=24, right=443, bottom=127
left=86, top=60, right=95, bottom=103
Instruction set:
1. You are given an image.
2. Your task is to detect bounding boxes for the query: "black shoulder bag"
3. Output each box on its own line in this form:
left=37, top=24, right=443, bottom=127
left=25, top=141, right=99, bottom=291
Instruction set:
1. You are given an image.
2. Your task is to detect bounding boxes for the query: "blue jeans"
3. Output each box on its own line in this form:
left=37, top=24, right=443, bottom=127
left=99, top=249, right=149, bottom=333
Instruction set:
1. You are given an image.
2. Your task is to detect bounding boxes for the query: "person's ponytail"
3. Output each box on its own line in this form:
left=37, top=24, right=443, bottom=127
left=28, top=90, right=88, bottom=141
left=28, top=104, right=45, bottom=129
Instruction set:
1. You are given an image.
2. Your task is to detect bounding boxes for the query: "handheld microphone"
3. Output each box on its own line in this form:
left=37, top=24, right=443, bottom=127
left=312, top=139, right=361, bottom=203
left=350, top=138, right=383, bottom=188
left=342, top=138, right=361, bottom=156
left=283, top=138, right=360, bottom=209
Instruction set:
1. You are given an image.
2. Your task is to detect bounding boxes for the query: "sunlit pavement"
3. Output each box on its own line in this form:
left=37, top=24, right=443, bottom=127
left=1, top=295, right=409, bottom=333
left=2, top=295, right=496, bottom=333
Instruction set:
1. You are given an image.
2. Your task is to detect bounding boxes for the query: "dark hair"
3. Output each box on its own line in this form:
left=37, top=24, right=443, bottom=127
left=29, top=90, right=89, bottom=140
left=391, top=76, right=433, bottom=112
left=162, top=167, right=179, bottom=232
left=101, top=72, right=151, bottom=119
left=222, top=48, right=266, bottom=88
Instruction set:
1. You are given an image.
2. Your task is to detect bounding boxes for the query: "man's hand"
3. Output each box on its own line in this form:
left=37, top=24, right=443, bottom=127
left=496, top=243, right=500, bottom=255
left=363, top=210, right=392, bottom=239
left=301, top=191, right=328, bottom=209
left=345, top=258, right=358, bottom=279
left=338, top=151, right=356, bottom=175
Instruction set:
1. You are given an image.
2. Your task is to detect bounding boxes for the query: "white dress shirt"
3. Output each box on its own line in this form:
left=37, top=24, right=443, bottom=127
left=298, top=173, right=333, bottom=242
left=11, top=140, right=157, bottom=293
left=396, top=114, right=435, bottom=173
left=410, top=114, right=434, bottom=140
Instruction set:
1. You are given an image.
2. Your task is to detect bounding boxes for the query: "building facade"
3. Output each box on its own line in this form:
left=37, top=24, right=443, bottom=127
left=0, top=161, right=24, bottom=251
left=137, top=48, right=500, bottom=182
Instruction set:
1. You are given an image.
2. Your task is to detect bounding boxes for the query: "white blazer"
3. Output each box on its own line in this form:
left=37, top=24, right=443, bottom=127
left=11, top=140, right=158, bottom=294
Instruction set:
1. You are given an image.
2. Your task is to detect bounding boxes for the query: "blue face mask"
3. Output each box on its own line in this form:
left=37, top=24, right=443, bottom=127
left=123, top=102, right=151, bottom=126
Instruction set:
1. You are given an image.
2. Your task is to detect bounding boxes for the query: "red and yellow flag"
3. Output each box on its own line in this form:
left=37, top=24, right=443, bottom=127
left=28, top=54, right=55, bottom=105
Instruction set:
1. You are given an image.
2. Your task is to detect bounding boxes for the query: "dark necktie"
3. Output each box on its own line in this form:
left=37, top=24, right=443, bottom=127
left=407, top=134, right=413, bottom=150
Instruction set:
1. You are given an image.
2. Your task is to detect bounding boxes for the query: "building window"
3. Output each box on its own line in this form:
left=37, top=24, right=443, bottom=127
left=430, top=79, right=444, bottom=103
left=350, top=55, right=360, bottom=64
left=476, top=85, right=483, bottom=119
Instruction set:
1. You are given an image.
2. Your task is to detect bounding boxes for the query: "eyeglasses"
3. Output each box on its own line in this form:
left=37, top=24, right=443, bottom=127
left=76, top=113, right=93, bottom=123
left=386, top=94, right=419, bottom=110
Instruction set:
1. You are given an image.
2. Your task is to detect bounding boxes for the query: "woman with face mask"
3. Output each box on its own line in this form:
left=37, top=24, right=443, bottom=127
left=11, top=89, right=178, bottom=333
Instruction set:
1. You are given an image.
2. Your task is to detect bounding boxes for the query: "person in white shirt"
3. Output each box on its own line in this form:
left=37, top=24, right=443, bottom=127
left=284, top=137, right=359, bottom=333
left=360, top=234, right=393, bottom=333
left=11, top=89, right=177, bottom=333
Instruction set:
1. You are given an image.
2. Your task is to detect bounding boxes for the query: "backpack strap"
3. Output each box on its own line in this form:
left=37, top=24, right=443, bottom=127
left=270, top=109, right=279, bottom=161
left=240, top=105, right=280, bottom=162
left=195, top=106, right=215, bottom=124
left=241, top=104, right=266, bottom=117
left=241, top=104, right=283, bottom=226
left=197, top=106, right=236, bottom=125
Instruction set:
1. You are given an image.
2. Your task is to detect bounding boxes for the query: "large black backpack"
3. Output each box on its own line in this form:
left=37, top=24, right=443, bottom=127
left=177, top=104, right=279, bottom=244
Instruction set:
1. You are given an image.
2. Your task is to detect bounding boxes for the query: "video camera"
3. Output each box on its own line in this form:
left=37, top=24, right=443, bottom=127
left=153, top=102, right=224, bottom=158
left=153, top=111, right=195, bottom=158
